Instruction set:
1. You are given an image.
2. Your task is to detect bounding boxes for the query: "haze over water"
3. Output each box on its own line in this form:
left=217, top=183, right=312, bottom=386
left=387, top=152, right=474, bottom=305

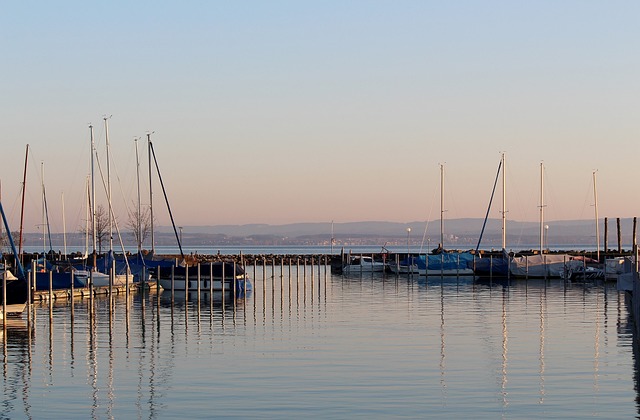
left=1, top=265, right=636, bottom=418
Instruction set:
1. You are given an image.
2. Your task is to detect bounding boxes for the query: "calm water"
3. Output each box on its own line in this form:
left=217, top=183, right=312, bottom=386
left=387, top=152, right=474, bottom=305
left=1, top=266, right=638, bottom=419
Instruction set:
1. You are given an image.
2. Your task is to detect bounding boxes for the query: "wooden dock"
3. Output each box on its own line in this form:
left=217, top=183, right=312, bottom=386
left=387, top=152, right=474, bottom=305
left=31, top=281, right=160, bottom=302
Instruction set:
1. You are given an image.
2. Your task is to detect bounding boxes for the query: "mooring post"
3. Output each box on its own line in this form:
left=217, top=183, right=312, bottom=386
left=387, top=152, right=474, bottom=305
left=233, top=261, right=237, bottom=310
left=222, top=262, right=226, bottom=295
left=209, top=262, right=213, bottom=311
left=310, top=256, right=315, bottom=299
left=197, top=263, right=201, bottom=305
left=288, top=258, right=292, bottom=295
left=27, top=263, right=32, bottom=323
left=171, top=265, right=175, bottom=301
left=49, top=270, right=53, bottom=310
left=209, top=262, right=213, bottom=294
left=233, top=261, right=237, bottom=296
left=185, top=265, right=189, bottom=304
left=617, top=217, right=622, bottom=254
left=2, top=268, right=6, bottom=325
left=303, top=257, right=307, bottom=298
left=262, top=258, right=266, bottom=298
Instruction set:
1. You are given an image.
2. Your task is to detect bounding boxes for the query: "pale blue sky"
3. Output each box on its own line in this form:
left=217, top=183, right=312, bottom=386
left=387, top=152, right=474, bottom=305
left=1, top=1, right=638, bottom=234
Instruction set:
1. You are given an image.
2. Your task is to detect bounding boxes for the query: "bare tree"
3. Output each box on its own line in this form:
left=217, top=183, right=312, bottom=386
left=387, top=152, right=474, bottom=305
left=0, top=230, right=20, bottom=252
left=80, top=204, right=110, bottom=254
left=126, top=203, right=152, bottom=252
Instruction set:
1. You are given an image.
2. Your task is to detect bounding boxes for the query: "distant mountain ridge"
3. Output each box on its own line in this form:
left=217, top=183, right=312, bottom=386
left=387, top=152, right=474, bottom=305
left=17, top=218, right=636, bottom=250
left=153, top=218, right=638, bottom=248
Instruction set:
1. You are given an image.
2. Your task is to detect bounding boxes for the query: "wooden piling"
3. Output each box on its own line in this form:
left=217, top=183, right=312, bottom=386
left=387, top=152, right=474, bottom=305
left=617, top=217, right=622, bottom=254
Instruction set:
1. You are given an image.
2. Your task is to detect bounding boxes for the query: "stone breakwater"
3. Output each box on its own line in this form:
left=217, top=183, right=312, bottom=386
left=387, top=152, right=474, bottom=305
left=164, top=253, right=338, bottom=266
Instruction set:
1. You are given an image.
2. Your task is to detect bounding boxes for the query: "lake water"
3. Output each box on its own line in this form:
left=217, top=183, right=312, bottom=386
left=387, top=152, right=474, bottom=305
left=1, top=265, right=638, bottom=419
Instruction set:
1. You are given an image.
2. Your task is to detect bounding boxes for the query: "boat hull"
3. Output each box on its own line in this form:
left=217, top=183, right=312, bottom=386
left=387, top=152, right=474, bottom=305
left=155, top=263, right=251, bottom=293
left=74, top=270, right=132, bottom=287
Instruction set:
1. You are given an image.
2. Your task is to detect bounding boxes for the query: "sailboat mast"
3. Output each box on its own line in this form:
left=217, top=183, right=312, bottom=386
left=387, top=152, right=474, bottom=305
left=104, top=116, right=113, bottom=254
left=440, top=163, right=444, bottom=250
left=90, top=124, right=97, bottom=268
left=593, top=170, right=600, bottom=261
left=501, top=153, right=506, bottom=251
left=62, top=192, right=67, bottom=259
left=147, top=132, right=155, bottom=254
left=41, top=161, right=46, bottom=257
left=18, top=144, right=29, bottom=261
left=134, top=137, right=142, bottom=254
left=85, top=176, right=90, bottom=259
left=539, top=162, right=544, bottom=254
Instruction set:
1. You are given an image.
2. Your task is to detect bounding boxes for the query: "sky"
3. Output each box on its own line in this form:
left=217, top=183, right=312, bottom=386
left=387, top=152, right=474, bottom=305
left=1, top=1, right=639, bottom=235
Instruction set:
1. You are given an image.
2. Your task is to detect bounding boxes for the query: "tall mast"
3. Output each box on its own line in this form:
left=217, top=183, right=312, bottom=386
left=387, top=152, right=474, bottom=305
left=41, top=161, right=46, bottom=257
left=18, top=144, right=29, bottom=261
left=62, top=192, right=67, bottom=258
left=593, top=170, right=600, bottom=261
left=104, top=116, right=113, bottom=254
left=539, top=162, right=544, bottom=254
left=148, top=132, right=155, bottom=254
left=501, top=152, right=506, bottom=251
left=440, top=163, right=444, bottom=250
left=134, top=137, right=142, bottom=254
left=90, top=124, right=97, bottom=268
left=85, top=176, right=90, bottom=259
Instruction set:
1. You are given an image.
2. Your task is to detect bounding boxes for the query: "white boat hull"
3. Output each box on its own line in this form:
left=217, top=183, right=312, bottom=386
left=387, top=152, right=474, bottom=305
left=74, top=270, right=132, bottom=287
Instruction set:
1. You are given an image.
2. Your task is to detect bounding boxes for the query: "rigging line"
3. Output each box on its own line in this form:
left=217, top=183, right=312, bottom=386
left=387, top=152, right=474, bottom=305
left=418, top=185, right=438, bottom=254
left=577, top=174, right=594, bottom=221
left=503, top=160, right=529, bottom=249
left=149, top=141, right=184, bottom=261
left=475, top=159, right=502, bottom=253
left=42, top=186, right=54, bottom=252
left=91, top=145, right=130, bottom=269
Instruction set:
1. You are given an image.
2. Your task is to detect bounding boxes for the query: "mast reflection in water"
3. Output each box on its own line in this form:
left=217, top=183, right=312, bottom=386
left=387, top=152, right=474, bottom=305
left=0, top=264, right=638, bottom=419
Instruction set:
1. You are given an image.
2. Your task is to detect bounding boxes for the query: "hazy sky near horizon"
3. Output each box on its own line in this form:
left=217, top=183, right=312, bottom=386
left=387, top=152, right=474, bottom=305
left=1, top=1, right=639, bottom=235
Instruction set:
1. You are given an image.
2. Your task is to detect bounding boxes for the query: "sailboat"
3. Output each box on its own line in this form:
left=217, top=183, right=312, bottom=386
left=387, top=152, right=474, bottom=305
left=508, top=163, right=595, bottom=279
left=0, top=200, right=28, bottom=317
left=473, top=153, right=510, bottom=277
left=75, top=120, right=132, bottom=287
left=144, top=137, right=251, bottom=293
left=413, top=164, right=475, bottom=276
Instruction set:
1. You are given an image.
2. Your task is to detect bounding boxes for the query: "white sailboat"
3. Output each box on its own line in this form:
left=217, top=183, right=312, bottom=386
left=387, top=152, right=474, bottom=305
left=76, top=119, right=132, bottom=287
left=416, top=164, right=475, bottom=276
left=509, top=163, right=590, bottom=279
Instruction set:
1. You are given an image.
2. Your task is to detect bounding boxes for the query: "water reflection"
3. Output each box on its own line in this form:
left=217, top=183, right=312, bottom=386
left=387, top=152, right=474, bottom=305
left=0, top=266, right=637, bottom=418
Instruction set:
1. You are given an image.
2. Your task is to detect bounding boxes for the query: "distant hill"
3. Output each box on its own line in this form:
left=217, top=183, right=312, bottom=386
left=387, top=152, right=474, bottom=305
left=16, top=218, right=637, bottom=251
left=151, top=218, right=638, bottom=249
